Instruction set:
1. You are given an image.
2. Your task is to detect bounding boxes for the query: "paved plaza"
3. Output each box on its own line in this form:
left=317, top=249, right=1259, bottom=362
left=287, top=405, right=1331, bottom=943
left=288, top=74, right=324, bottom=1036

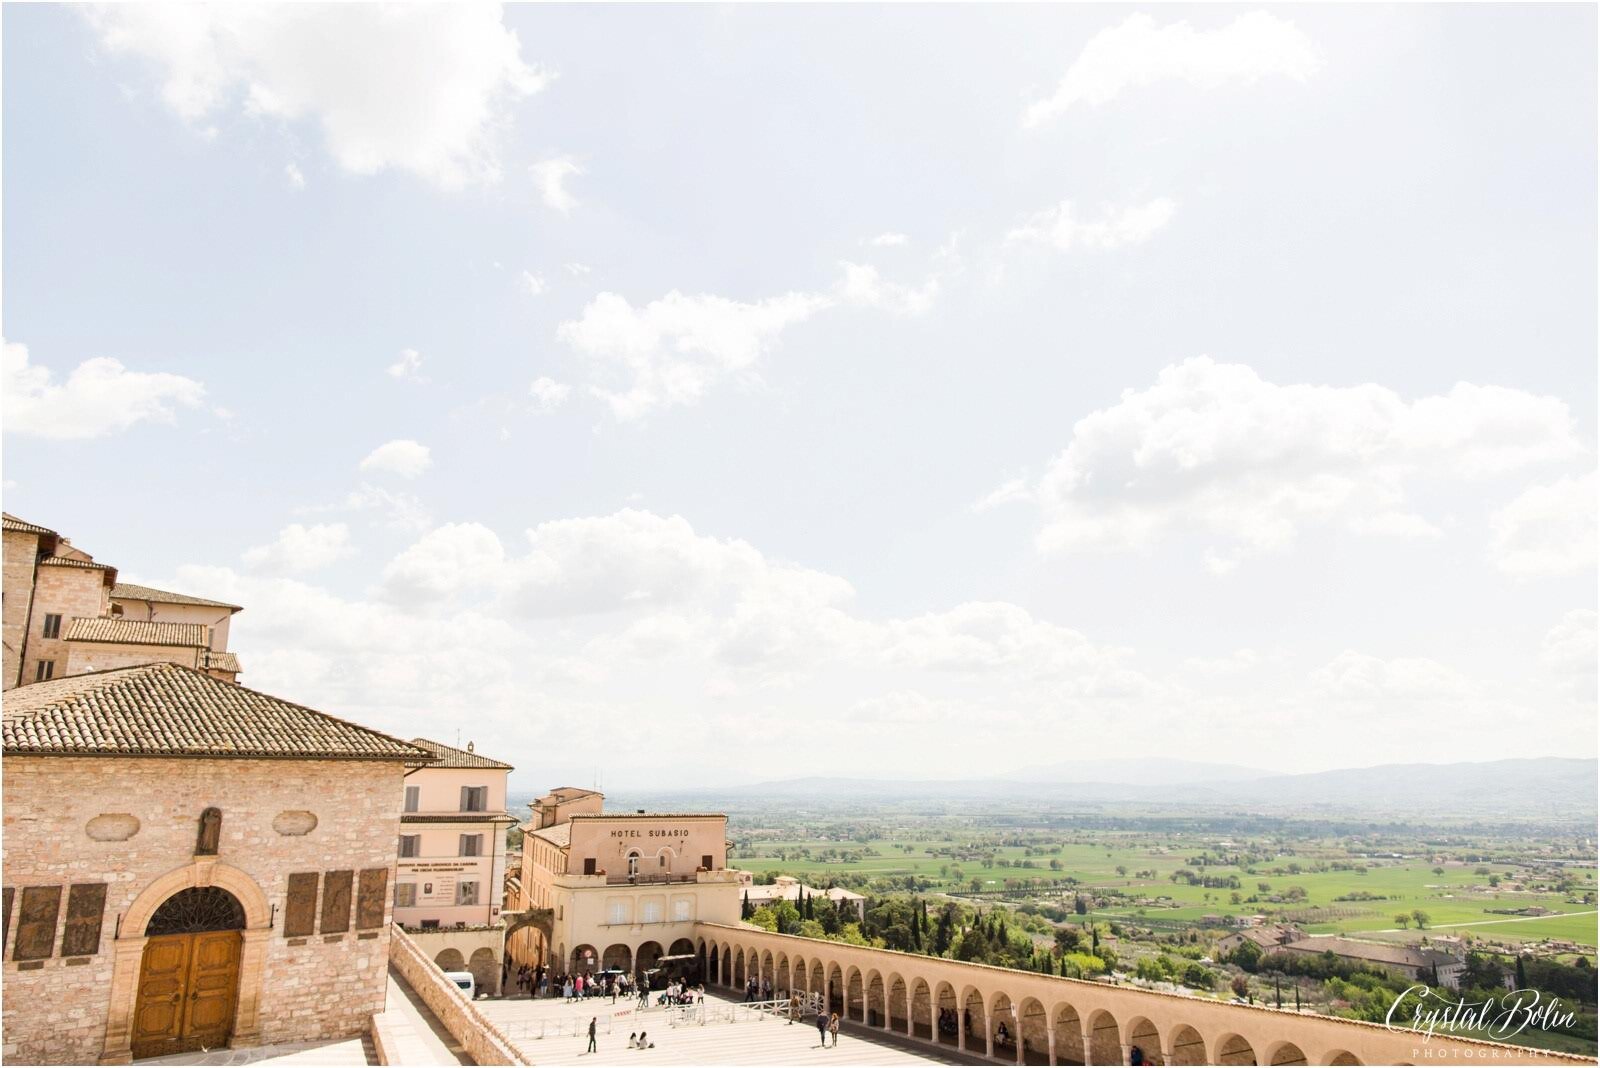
left=477, top=990, right=981, bottom=1066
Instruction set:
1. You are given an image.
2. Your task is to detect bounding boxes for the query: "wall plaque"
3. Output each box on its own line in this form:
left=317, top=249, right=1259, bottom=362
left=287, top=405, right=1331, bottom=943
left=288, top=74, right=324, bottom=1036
left=284, top=872, right=319, bottom=938
left=14, top=886, right=62, bottom=961
left=320, top=870, right=352, bottom=934
left=355, top=868, right=388, bottom=930
left=61, top=884, right=108, bottom=956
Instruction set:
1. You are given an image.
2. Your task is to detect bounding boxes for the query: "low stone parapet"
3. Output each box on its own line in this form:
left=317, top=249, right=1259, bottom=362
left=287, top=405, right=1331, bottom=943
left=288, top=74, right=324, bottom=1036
left=387, top=924, right=530, bottom=1065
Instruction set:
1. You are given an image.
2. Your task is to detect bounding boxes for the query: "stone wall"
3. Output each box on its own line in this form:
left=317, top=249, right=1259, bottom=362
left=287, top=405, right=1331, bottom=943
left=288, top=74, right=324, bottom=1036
left=23, top=565, right=109, bottom=684
left=388, top=924, right=530, bottom=1065
left=2, top=529, right=42, bottom=689
left=65, top=639, right=204, bottom=676
left=2, top=756, right=406, bottom=1065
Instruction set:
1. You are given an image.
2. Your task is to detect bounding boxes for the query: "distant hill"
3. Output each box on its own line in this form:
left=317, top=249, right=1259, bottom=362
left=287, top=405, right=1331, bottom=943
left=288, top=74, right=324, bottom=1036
left=629, top=757, right=1596, bottom=819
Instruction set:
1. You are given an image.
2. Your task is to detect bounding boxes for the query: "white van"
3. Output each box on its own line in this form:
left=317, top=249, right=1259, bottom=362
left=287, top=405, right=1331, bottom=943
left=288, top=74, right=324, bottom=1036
left=444, top=971, right=476, bottom=999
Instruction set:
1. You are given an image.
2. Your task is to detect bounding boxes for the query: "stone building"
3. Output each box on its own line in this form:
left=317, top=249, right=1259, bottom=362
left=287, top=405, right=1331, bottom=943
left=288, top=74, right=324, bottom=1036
left=1, top=662, right=433, bottom=1064
left=738, top=874, right=866, bottom=920
left=2, top=514, right=243, bottom=690
left=507, top=788, right=741, bottom=978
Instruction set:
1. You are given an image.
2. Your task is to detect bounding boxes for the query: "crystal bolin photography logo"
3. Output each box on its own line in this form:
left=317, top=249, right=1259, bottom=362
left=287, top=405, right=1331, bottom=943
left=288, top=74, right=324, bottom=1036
left=1388, top=985, right=1577, bottom=1043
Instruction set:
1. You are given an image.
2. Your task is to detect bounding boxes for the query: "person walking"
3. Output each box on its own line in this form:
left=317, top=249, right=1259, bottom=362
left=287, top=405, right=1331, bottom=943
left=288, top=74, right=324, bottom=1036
left=828, top=1012, right=841, bottom=1048
left=815, top=1008, right=829, bottom=1047
left=586, top=1016, right=597, bottom=1054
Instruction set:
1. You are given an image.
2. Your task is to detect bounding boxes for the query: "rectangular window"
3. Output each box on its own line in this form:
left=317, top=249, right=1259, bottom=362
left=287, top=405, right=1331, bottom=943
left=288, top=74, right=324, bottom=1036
left=460, top=786, right=487, bottom=812
left=672, top=898, right=692, bottom=922
left=420, top=919, right=440, bottom=930
left=582, top=858, right=596, bottom=876
left=403, top=786, right=419, bottom=813
left=701, top=855, right=714, bottom=870
left=459, top=834, right=484, bottom=857
left=41, top=614, right=61, bottom=639
left=395, top=884, right=417, bottom=908
left=398, top=835, right=420, bottom=858
left=456, top=881, right=479, bottom=906
left=641, top=898, right=664, bottom=924
left=34, top=661, right=54, bottom=683
left=607, top=899, right=629, bottom=925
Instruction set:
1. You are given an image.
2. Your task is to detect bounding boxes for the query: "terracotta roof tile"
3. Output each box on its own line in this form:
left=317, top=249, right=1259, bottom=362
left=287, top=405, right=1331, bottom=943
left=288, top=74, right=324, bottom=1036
left=202, top=650, right=241, bottom=674
left=409, top=737, right=514, bottom=770
left=111, top=582, right=243, bottom=612
left=39, top=556, right=115, bottom=571
left=2, top=513, right=57, bottom=537
left=3, top=662, right=433, bottom=762
left=65, top=617, right=210, bottom=648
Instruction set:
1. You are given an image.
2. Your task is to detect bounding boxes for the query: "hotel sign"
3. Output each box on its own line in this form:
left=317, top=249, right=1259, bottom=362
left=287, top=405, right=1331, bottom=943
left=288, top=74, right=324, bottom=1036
left=610, top=828, right=690, bottom=839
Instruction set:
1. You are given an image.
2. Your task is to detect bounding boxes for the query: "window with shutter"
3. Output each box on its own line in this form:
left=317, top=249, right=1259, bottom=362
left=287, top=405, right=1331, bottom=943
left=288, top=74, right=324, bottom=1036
left=395, top=883, right=417, bottom=908
left=398, top=835, right=420, bottom=858
left=455, top=881, right=479, bottom=906
left=403, top=786, right=419, bottom=813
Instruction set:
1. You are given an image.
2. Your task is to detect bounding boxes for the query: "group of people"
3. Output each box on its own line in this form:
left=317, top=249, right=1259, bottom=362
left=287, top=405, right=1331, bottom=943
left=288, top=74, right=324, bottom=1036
left=741, top=976, right=775, bottom=1002
left=937, top=1007, right=961, bottom=1037
left=560, top=970, right=638, bottom=1003
left=654, top=980, right=703, bottom=1006
left=814, top=1009, right=843, bottom=1047
left=510, top=963, right=547, bottom=998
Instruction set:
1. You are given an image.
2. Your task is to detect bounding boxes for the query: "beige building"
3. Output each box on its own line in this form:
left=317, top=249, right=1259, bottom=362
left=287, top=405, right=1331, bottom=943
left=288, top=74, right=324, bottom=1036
left=396, top=738, right=516, bottom=931
left=510, top=788, right=741, bottom=976
left=739, top=874, right=866, bottom=919
left=2, top=514, right=243, bottom=689
left=1, top=662, right=432, bottom=1065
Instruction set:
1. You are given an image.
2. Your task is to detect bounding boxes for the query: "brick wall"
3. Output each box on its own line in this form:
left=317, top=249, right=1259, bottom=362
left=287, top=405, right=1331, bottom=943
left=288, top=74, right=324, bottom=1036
left=2, top=757, right=406, bottom=1065
left=2, top=530, right=41, bottom=689
left=388, top=925, right=530, bottom=1065
left=24, top=567, right=109, bottom=684
left=65, top=640, right=203, bottom=676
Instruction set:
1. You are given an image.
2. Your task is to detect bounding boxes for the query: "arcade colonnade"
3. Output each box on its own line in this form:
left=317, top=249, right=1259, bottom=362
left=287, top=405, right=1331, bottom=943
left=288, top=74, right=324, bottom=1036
left=691, top=922, right=1589, bottom=1068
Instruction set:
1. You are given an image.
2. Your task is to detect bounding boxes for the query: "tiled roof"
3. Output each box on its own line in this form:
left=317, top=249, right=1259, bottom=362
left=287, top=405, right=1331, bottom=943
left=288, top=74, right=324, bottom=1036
left=1280, top=936, right=1454, bottom=968
left=111, top=582, right=243, bottom=612
left=536, top=786, right=600, bottom=805
left=568, top=812, right=725, bottom=820
left=65, top=617, right=210, bottom=648
left=400, top=812, right=517, bottom=824
left=202, top=650, right=241, bottom=674
left=39, top=556, right=115, bottom=572
left=2, top=513, right=57, bottom=537
left=410, top=737, right=515, bottom=770
left=529, top=823, right=573, bottom=847
left=3, top=662, right=434, bottom=762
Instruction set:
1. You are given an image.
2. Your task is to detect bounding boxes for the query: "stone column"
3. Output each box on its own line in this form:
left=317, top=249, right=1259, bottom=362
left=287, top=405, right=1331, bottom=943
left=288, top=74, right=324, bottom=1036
left=98, top=935, right=148, bottom=1065
left=1048, top=1027, right=1057, bottom=1066
left=233, top=928, right=271, bottom=1048
left=1017, top=1017, right=1027, bottom=1065
left=1160, top=1043, right=1177, bottom=1067
left=956, top=1009, right=965, bottom=1053
left=905, top=990, right=915, bottom=1037
left=1080, top=1027, right=1096, bottom=1066
left=1120, top=1043, right=1132, bottom=1066
left=985, top=1015, right=994, bottom=1060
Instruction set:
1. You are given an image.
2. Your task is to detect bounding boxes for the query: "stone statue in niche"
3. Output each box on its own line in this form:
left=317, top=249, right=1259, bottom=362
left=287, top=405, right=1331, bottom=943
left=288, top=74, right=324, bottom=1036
left=196, top=807, right=222, bottom=855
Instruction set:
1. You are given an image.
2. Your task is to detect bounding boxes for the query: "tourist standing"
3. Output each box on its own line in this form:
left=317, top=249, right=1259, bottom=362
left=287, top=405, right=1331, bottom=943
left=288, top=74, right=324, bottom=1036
left=829, top=1012, right=841, bottom=1047
left=815, top=1008, right=829, bottom=1047
left=587, top=1016, right=597, bottom=1054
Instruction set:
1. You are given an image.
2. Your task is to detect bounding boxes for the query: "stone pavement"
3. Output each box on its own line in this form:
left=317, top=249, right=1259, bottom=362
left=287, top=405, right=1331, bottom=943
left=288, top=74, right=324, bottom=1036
left=134, top=1037, right=371, bottom=1066
left=477, top=990, right=981, bottom=1066
left=372, top=970, right=474, bottom=1065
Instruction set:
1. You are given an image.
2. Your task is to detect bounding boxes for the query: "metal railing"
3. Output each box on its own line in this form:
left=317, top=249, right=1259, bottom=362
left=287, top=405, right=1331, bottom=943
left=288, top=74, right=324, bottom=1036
left=505, top=1014, right=617, bottom=1042
left=667, top=993, right=824, bottom=1028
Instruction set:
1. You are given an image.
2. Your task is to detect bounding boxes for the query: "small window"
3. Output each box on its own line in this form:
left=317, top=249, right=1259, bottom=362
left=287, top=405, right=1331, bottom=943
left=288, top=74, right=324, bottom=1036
left=459, top=834, right=483, bottom=857
left=41, top=614, right=62, bottom=639
left=398, top=835, right=420, bottom=858
left=659, top=854, right=668, bottom=867
left=460, top=786, right=488, bottom=812
left=420, top=919, right=440, bottom=930
left=395, top=884, right=417, bottom=908
left=641, top=898, right=664, bottom=924
left=34, top=660, right=55, bottom=682
left=583, top=858, right=596, bottom=876
left=701, top=855, right=714, bottom=870
left=403, top=786, right=419, bottom=813
left=607, top=899, right=629, bottom=925
left=673, top=898, right=692, bottom=922
left=456, top=881, right=479, bottom=906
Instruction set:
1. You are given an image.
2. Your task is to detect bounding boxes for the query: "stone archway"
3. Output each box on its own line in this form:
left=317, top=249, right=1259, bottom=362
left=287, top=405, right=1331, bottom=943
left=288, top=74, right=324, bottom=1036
left=102, top=860, right=272, bottom=1065
left=1169, top=1024, right=1208, bottom=1065
left=1216, top=1032, right=1258, bottom=1066
left=1266, top=1040, right=1308, bottom=1066
left=468, top=948, right=499, bottom=996
left=1127, top=1016, right=1163, bottom=1066
left=436, top=948, right=467, bottom=971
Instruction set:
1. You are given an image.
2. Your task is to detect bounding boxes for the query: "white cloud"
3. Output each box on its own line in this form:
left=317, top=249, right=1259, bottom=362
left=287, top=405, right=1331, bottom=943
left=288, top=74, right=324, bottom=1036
left=1024, top=11, right=1321, bottom=127
left=1488, top=472, right=1597, bottom=577
left=1310, top=650, right=1478, bottom=700
left=382, top=522, right=505, bottom=600
left=559, top=289, right=829, bottom=420
left=529, top=376, right=571, bottom=411
left=85, top=3, right=549, bottom=189
left=2, top=338, right=206, bottom=439
left=1541, top=610, right=1597, bottom=700
left=335, top=484, right=433, bottom=532
left=565, top=263, right=592, bottom=276
left=359, top=438, right=432, bottom=478
left=243, top=522, right=353, bottom=573
left=530, top=156, right=582, bottom=212
left=284, top=162, right=305, bottom=190
left=1002, top=357, right=1582, bottom=567
left=834, top=261, right=940, bottom=316
left=868, top=233, right=910, bottom=247
left=520, top=270, right=546, bottom=296
left=1007, top=197, right=1177, bottom=252
left=386, top=347, right=426, bottom=381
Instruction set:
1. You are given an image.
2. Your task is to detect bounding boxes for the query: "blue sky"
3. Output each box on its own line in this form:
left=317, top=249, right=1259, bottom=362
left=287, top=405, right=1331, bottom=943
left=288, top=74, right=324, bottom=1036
left=4, top=4, right=1594, bottom=789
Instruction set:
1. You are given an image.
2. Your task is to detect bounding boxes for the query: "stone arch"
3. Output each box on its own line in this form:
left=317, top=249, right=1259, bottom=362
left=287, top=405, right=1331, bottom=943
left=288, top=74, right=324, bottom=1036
left=1265, top=1040, right=1308, bottom=1066
left=776, top=953, right=791, bottom=993
left=669, top=937, right=695, bottom=956
left=602, top=942, right=632, bottom=971
left=960, top=985, right=986, bottom=1056
left=637, top=940, right=664, bottom=972
left=1086, top=1008, right=1121, bottom=1066
left=989, top=990, right=1016, bottom=1060
left=1017, top=997, right=1048, bottom=1066
left=844, top=965, right=866, bottom=1022
left=1168, top=1024, right=1207, bottom=1066
left=886, top=972, right=908, bottom=1033
left=101, top=860, right=274, bottom=1064
left=708, top=943, right=720, bottom=985
left=1323, top=1053, right=1361, bottom=1066
left=1051, top=1001, right=1084, bottom=1066
left=435, top=948, right=467, bottom=971
left=1126, top=1016, right=1163, bottom=1066
left=827, top=962, right=846, bottom=1015
left=468, top=947, right=498, bottom=996
left=733, top=946, right=746, bottom=986
left=571, top=943, right=598, bottom=972
left=863, top=968, right=886, bottom=1026
left=760, top=949, right=775, bottom=987
left=809, top=959, right=826, bottom=1000
left=910, top=976, right=934, bottom=1040
left=934, top=980, right=959, bottom=1047
left=791, top=955, right=807, bottom=992
left=1215, top=1032, right=1258, bottom=1066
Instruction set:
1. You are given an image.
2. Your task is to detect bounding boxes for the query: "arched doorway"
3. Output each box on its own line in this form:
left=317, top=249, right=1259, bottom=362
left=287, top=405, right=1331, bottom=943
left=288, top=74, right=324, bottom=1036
left=131, top=886, right=246, bottom=1060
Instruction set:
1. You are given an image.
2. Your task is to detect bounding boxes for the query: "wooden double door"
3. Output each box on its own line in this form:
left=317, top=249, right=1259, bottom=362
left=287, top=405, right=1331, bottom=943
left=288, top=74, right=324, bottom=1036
left=131, top=930, right=242, bottom=1059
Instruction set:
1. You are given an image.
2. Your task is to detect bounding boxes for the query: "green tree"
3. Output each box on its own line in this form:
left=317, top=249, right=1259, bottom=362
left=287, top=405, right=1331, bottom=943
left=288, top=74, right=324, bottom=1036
left=1394, top=913, right=1410, bottom=929
left=1411, top=909, right=1430, bottom=930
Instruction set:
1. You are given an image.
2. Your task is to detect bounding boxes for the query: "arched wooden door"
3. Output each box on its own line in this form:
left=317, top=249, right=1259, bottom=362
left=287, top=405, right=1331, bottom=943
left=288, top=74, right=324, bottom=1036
left=131, top=887, right=245, bottom=1059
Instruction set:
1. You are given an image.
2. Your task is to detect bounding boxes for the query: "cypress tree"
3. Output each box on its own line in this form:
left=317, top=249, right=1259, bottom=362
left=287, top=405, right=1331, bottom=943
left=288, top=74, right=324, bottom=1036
left=1516, top=956, right=1528, bottom=989
left=742, top=891, right=752, bottom=920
